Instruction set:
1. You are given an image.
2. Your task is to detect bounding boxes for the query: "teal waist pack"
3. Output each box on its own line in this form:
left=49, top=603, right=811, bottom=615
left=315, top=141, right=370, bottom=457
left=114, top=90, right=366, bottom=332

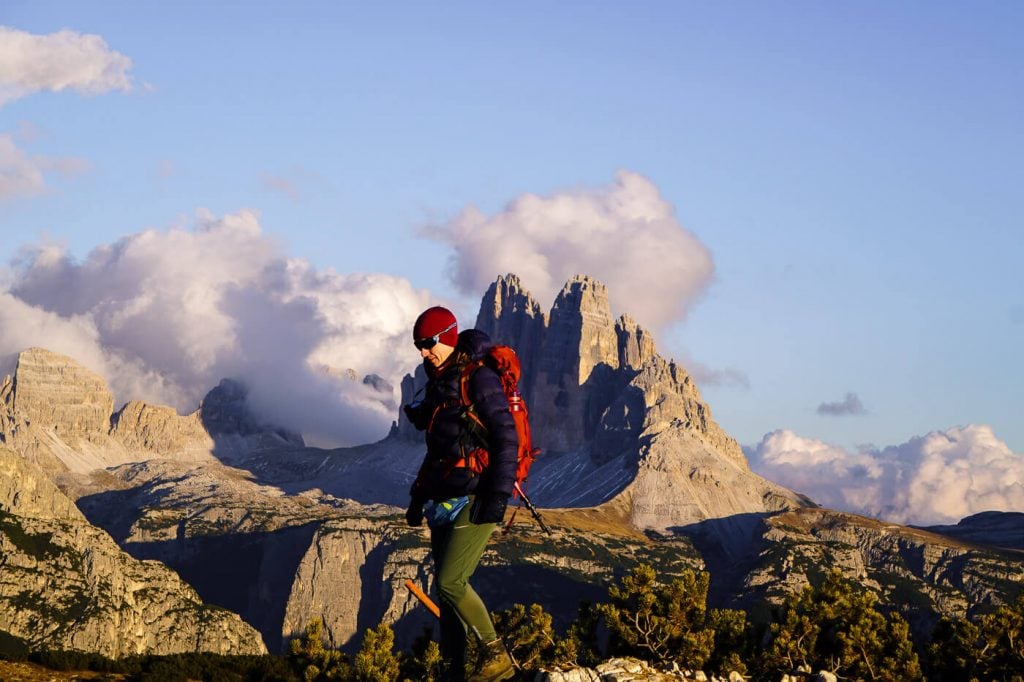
left=424, top=496, right=470, bottom=527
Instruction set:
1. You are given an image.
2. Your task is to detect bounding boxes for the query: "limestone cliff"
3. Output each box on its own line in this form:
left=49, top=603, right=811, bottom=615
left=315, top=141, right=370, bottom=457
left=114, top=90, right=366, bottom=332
left=530, top=276, right=622, bottom=451
left=6, top=275, right=1021, bottom=659
left=0, top=348, right=220, bottom=474
left=472, top=274, right=809, bottom=533
left=734, top=508, right=1024, bottom=630
left=281, top=518, right=434, bottom=651
left=110, top=401, right=213, bottom=460
left=5, top=348, right=113, bottom=443
left=0, top=350, right=309, bottom=477
left=0, top=446, right=85, bottom=522
left=474, top=273, right=547, bottom=400
left=0, top=349, right=125, bottom=475
left=0, top=449, right=266, bottom=658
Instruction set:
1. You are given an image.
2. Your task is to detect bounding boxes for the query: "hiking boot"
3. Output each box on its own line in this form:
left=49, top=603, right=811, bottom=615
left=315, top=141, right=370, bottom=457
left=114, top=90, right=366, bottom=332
left=469, top=638, right=515, bottom=682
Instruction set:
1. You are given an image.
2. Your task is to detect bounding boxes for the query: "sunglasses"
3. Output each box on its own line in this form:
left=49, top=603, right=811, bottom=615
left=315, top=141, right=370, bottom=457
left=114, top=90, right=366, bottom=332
left=414, top=321, right=456, bottom=350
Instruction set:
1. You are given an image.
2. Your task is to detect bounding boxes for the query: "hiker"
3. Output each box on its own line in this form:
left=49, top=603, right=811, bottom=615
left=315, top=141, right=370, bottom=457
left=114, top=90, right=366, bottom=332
left=404, top=305, right=517, bottom=682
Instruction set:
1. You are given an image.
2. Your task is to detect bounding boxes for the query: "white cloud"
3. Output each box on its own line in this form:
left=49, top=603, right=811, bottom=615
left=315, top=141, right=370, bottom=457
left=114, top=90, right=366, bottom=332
left=747, top=426, right=1024, bottom=525
left=3, top=210, right=436, bottom=447
left=0, top=26, right=134, bottom=106
left=0, top=133, right=89, bottom=201
left=424, top=170, right=715, bottom=330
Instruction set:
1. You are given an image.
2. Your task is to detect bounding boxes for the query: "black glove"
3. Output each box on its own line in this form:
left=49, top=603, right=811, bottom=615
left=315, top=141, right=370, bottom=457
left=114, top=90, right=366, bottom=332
left=470, top=493, right=509, bottom=525
left=406, top=499, right=425, bottom=527
left=403, top=401, right=428, bottom=430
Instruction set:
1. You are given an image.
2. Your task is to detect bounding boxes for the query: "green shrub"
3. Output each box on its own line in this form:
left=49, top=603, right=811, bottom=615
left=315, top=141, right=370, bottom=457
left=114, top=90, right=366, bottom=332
left=554, top=601, right=601, bottom=669
left=352, top=623, right=399, bottom=682
left=761, top=570, right=922, bottom=681
left=597, top=564, right=716, bottom=668
left=398, top=627, right=441, bottom=682
left=927, top=594, right=1024, bottom=682
left=288, top=618, right=351, bottom=680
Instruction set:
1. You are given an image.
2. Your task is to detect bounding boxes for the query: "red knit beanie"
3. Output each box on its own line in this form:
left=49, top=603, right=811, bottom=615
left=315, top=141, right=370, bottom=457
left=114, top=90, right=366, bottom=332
left=413, top=306, right=458, bottom=347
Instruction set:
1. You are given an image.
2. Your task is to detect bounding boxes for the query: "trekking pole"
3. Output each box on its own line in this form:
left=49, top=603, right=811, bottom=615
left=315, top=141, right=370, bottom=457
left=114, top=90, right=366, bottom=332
left=513, top=482, right=553, bottom=536
left=404, top=579, right=440, bottom=619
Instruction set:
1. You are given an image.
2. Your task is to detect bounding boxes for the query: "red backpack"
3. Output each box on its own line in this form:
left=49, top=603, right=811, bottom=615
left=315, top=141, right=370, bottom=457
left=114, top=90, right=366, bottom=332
left=458, top=345, right=539, bottom=500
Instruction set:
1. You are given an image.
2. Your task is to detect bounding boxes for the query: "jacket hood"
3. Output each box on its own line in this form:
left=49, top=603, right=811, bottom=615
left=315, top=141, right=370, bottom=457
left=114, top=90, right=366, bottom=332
left=455, top=328, right=493, bottom=360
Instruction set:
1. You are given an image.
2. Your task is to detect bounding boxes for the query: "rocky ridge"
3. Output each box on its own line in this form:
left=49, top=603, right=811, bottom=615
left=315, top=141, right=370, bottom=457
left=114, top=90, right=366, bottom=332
left=70, top=453, right=701, bottom=654
left=69, top=451, right=436, bottom=652
left=464, top=274, right=810, bottom=534
left=732, top=508, right=1024, bottom=630
left=1, top=274, right=1022, bottom=660
left=924, top=511, right=1024, bottom=550
left=0, top=348, right=218, bottom=475
left=0, top=448, right=266, bottom=658
left=5, top=348, right=113, bottom=442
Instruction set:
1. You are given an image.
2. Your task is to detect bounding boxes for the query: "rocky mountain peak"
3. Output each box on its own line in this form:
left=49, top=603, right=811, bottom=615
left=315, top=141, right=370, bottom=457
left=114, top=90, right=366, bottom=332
left=474, top=273, right=546, bottom=335
left=110, top=400, right=214, bottom=459
left=467, top=273, right=808, bottom=533
left=6, top=347, right=114, bottom=442
left=474, top=273, right=547, bottom=398
left=552, top=274, right=614, bottom=324
left=199, top=378, right=303, bottom=446
left=199, top=378, right=251, bottom=435
left=544, top=275, right=619, bottom=388
left=615, top=314, right=656, bottom=371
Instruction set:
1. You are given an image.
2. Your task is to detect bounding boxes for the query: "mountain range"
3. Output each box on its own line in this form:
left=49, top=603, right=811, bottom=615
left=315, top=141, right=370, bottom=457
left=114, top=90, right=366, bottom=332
left=0, top=274, right=1020, bottom=657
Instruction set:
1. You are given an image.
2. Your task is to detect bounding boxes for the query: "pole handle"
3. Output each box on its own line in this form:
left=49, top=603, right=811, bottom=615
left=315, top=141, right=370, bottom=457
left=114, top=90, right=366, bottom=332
left=404, top=579, right=440, bottom=619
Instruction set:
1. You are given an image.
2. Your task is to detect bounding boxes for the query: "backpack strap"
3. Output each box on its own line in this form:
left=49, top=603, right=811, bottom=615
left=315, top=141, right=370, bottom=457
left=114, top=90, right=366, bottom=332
left=458, top=359, right=486, bottom=407
left=455, top=359, right=492, bottom=475
left=458, top=359, right=490, bottom=434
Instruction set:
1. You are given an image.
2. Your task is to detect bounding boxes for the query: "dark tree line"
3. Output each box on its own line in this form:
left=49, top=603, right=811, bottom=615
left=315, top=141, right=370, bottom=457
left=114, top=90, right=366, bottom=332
left=289, top=565, right=1023, bottom=682
left=4, top=566, right=1022, bottom=681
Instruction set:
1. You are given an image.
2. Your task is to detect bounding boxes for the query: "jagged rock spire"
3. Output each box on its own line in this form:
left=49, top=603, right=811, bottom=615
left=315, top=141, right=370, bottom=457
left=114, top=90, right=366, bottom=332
left=475, top=274, right=546, bottom=399
left=462, top=272, right=808, bottom=532
left=543, top=275, right=620, bottom=386
left=474, top=273, right=545, bottom=336
left=615, top=314, right=657, bottom=371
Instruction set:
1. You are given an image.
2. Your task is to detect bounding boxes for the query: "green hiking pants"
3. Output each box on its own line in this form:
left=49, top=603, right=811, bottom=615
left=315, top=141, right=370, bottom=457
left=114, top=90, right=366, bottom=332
left=430, top=499, right=497, bottom=678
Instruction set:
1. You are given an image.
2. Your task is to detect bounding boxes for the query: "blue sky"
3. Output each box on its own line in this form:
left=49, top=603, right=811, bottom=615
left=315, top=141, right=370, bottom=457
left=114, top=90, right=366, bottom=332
left=1, top=0, right=1021, bottom=474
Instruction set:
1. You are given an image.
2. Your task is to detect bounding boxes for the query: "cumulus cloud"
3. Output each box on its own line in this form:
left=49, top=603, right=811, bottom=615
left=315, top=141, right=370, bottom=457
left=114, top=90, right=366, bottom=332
left=0, top=26, right=134, bottom=106
left=746, top=426, right=1024, bottom=525
left=0, top=133, right=89, bottom=200
left=816, top=392, right=866, bottom=416
left=424, top=170, right=715, bottom=331
left=2, top=210, right=437, bottom=446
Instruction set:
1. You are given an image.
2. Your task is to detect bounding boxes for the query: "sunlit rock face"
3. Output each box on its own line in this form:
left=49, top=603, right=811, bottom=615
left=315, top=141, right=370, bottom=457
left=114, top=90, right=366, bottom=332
left=471, top=273, right=809, bottom=534
left=7, top=347, right=114, bottom=442
left=1, top=273, right=1022, bottom=659
left=0, top=348, right=221, bottom=475
left=0, top=448, right=266, bottom=658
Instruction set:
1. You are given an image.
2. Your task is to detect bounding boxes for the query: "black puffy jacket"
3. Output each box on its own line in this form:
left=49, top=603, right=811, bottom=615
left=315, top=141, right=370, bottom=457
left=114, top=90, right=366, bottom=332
left=407, top=329, right=519, bottom=502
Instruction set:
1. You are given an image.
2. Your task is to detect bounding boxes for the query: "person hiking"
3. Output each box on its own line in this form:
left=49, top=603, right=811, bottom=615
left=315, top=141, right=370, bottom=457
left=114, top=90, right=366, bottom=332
left=404, top=305, right=517, bottom=682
